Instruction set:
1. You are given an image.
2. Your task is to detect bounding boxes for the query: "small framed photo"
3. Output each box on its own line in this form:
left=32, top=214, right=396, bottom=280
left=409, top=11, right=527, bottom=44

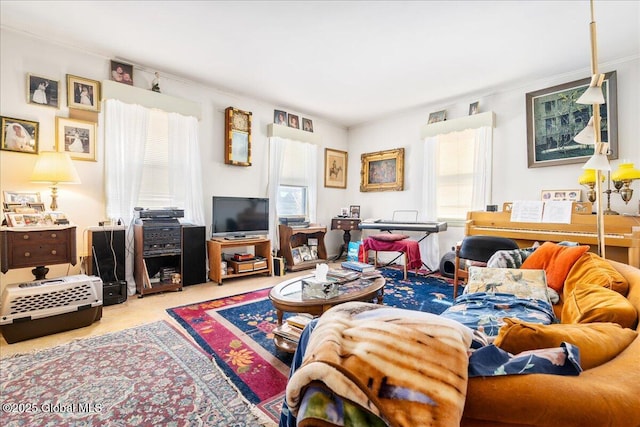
left=291, top=247, right=302, bottom=265
left=469, top=101, right=479, bottom=115
left=67, top=74, right=101, bottom=112
left=302, top=118, right=314, bottom=132
left=428, top=110, right=446, bottom=124
left=1, top=116, right=39, bottom=154
left=288, top=114, right=299, bottom=129
left=27, top=74, right=59, bottom=108
left=5, top=213, right=26, bottom=227
left=349, top=205, right=361, bottom=218
left=541, top=189, right=582, bottom=202
left=325, top=148, right=348, bottom=189
left=56, top=117, right=97, bottom=161
left=29, top=202, right=46, bottom=212
left=3, top=202, right=23, bottom=212
left=360, top=148, right=404, bottom=192
left=110, top=60, right=134, bottom=85
left=3, top=191, right=41, bottom=204
left=274, top=110, right=288, bottom=125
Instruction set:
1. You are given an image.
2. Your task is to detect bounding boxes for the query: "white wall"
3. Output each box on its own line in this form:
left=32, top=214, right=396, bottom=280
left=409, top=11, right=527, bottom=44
left=0, top=29, right=350, bottom=286
left=347, top=57, right=640, bottom=259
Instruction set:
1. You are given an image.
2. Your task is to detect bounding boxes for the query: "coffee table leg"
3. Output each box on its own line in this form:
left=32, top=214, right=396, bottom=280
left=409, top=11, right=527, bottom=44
left=276, top=309, right=284, bottom=325
left=377, top=287, right=384, bottom=305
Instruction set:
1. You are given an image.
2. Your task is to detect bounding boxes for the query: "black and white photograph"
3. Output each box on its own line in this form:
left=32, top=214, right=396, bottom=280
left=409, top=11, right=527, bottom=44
left=27, top=74, right=59, bottom=108
left=0, top=116, right=38, bottom=154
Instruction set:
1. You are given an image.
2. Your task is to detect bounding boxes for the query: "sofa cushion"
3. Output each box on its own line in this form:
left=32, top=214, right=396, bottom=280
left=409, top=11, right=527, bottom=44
left=521, top=242, right=589, bottom=293
left=486, top=246, right=538, bottom=269
left=369, top=233, right=409, bottom=241
left=562, top=282, right=638, bottom=328
left=494, top=318, right=637, bottom=370
left=564, top=252, right=629, bottom=297
left=463, top=267, right=551, bottom=305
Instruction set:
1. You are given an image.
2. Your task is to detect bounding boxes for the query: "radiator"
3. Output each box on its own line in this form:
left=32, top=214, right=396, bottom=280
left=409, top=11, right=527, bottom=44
left=0, top=274, right=103, bottom=343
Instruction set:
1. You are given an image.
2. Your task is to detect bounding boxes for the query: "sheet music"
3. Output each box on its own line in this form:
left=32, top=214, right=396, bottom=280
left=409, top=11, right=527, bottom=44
left=510, top=201, right=544, bottom=222
left=542, top=201, right=573, bottom=224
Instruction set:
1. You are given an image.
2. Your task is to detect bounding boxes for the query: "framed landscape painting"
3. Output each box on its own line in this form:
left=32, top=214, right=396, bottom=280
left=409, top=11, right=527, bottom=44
left=360, top=148, right=404, bottom=192
left=526, top=71, right=617, bottom=168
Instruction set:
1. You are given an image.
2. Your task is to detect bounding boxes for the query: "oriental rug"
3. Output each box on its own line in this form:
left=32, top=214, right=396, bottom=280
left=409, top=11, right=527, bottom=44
left=0, top=320, right=267, bottom=426
left=166, top=268, right=455, bottom=424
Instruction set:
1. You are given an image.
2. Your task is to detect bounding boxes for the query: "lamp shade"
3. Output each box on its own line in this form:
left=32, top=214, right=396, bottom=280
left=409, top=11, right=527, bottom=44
left=582, top=151, right=611, bottom=171
left=574, top=116, right=595, bottom=145
left=578, top=168, right=604, bottom=185
left=611, top=162, right=640, bottom=182
left=576, top=74, right=605, bottom=105
left=30, top=151, right=81, bottom=184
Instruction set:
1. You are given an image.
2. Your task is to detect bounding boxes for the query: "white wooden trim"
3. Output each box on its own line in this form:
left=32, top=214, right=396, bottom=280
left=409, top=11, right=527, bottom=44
left=420, top=111, right=495, bottom=138
left=268, top=123, right=321, bottom=144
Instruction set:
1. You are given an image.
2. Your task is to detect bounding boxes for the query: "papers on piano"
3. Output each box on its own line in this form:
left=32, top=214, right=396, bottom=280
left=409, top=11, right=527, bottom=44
left=510, top=200, right=573, bottom=224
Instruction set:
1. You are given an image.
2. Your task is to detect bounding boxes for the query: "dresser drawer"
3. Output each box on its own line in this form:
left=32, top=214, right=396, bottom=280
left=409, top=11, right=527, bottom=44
left=331, top=218, right=360, bottom=230
left=1, top=227, right=77, bottom=273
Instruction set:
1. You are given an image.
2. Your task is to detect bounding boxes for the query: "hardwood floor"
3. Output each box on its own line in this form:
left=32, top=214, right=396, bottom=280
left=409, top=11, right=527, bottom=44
left=0, top=269, right=315, bottom=357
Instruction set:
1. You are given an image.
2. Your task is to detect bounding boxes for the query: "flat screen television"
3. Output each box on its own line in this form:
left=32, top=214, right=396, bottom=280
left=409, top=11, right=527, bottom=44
left=211, top=196, right=269, bottom=239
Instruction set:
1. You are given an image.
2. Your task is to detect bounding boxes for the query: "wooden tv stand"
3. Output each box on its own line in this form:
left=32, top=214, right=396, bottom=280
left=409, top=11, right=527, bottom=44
left=207, top=237, right=273, bottom=285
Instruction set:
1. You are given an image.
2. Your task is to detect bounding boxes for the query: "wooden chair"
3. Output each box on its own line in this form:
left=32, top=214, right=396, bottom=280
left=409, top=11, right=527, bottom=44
left=453, top=235, right=519, bottom=298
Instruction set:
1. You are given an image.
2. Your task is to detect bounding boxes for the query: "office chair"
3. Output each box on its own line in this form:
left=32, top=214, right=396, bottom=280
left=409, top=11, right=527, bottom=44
left=453, top=235, right=519, bottom=298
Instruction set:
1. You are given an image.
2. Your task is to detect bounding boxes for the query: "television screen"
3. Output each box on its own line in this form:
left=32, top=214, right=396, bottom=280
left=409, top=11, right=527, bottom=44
left=212, top=196, right=269, bottom=238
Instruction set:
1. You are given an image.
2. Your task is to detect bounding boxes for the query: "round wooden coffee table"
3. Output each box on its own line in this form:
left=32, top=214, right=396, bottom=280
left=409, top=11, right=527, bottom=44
left=269, top=273, right=385, bottom=352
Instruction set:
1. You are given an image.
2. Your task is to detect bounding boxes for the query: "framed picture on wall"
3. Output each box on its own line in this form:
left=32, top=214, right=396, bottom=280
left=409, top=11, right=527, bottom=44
left=274, top=110, right=287, bottom=125
left=302, top=118, right=313, bottom=132
left=526, top=71, right=618, bottom=168
left=428, top=110, right=446, bottom=124
left=66, top=74, right=101, bottom=112
left=110, top=60, right=134, bottom=85
left=288, top=114, right=299, bottom=129
left=324, top=148, right=348, bottom=189
left=27, top=73, right=59, bottom=108
left=360, top=148, right=404, bottom=192
left=56, top=117, right=97, bottom=161
left=0, top=116, right=38, bottom=154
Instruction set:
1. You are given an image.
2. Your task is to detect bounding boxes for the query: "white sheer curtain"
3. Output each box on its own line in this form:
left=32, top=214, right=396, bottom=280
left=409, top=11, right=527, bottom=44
left=471, top=126, right=493, bottom=211
left=168, top=112, right=205, bottom=225
left=104, top=99, right=149, bottom=294
left=268, top=136, right=318, bottom=252
left=421, top=136, right=440, bottom=270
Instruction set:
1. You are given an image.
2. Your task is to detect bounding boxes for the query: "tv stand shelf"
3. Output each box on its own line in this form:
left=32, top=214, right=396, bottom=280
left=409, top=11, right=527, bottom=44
left=207, top=237, right=273, bottom=285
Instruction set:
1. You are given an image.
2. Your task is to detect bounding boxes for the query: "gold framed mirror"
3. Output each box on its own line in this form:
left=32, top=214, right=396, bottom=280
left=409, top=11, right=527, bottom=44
left=224, top=107, right=252, bottom=166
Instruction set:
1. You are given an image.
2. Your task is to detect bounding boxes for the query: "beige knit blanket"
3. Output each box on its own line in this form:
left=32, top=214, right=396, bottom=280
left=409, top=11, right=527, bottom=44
left=285, top=301, right=473, bottom=427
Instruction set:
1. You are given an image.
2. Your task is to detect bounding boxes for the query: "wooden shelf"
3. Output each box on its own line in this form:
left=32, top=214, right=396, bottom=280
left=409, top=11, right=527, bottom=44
left=278, top=224, right=327, bottom=271
left=207, top=237, right=273, bottom=285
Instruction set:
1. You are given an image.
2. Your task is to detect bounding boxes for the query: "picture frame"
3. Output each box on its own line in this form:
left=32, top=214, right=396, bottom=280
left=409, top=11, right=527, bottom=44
left=541, top=189, right=582, bottom=202
left=274, top=109, right=288, bottom=125
left=349, top=205, right=361, bottom=218
left=288, top=114, right=299, bottom=129
left=29, top=202, right=46, bottom=212
left=224, top=107, right=252, bottom=166
left=428, top=110, right=446, bottom=124
left=67, top=74, right=101, bottom=112
left=3, top=191, right=41, bottom=204
left=110, top=60, right=134, bottom=85
left=3, top=202, right=23, bottom=212
left=291, top=247, right=302, bottom=265
left=526, top=71, right=618, bottom=168
left=324, top=148, right=348, bottom=189
left=469, top=101, right=479, bottom=115
left=360, top=148, right=404, bottom=192
left=302, top=118, right=314, bottom=132
left=340, top=207, right=349, bottom=217
left=0, top=116, right=39, bottom=154
left=27, top=73, right=59, bottom=108
left=56, top=117, right=97, bottom=161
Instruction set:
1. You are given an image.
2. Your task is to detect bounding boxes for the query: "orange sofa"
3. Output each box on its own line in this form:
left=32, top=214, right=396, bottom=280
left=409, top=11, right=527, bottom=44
left=462, top=259, right=640, bottom=427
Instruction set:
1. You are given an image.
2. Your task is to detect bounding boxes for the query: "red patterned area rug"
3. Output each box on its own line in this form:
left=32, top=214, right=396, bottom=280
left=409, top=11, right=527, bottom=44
left=166, top=269, right=455, bottom=425
left=0, top=320, right=267, bottom=426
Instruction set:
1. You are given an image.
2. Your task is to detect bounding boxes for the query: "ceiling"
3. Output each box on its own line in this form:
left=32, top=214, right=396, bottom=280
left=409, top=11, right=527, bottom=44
left=1, top=1, right=638, bottom=128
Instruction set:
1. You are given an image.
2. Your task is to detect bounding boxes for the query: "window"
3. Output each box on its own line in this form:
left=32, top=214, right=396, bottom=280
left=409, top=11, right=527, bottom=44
left=138, top=109, right=170, bottom=207
left=277, top=185, right=307, bottom=216
left=277, top=141, right=310, bottom=218
left=436, top=129, right=475, bottom=220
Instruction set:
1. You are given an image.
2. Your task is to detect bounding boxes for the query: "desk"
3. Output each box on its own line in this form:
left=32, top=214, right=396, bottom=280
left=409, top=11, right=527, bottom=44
left=0, top=225, right=77, bottom=279
left=330, top=217, right=361, bottom=259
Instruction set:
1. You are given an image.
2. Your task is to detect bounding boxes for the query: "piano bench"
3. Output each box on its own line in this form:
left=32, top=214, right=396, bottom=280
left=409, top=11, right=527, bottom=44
left=362, top=237, right=422, bottom=280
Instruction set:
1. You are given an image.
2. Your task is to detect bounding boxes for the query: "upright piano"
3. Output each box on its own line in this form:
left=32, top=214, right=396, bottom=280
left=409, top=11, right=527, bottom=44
left=465, top=210, right=640, bottom=268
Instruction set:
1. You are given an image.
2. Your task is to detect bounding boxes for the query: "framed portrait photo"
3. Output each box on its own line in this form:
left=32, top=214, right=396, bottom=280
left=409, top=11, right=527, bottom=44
left=360, top=148, right=404, bottom=192
left=526, top=71, right=617, bottom=168
left=302, top=118, right=314, bottom=132
left=27, top=74, right=59, bottom=108
left=274, top=109, right=288, bottom=125
left=349, top=205, right=361, bottom=218
left=56, top=117, right=97, bottom=161
left=288, top=114, right=299, bottom=129
left=324, top=148, right=348, bottom=189
left=110, top=60, right=134, bottom=85
left=67, top=74, right=101, bottom=112
left=469, top=101, right=479, bottom=115
left=0, top=116, right=38, bottom=154
left=428, top=110, right=446, bottom=124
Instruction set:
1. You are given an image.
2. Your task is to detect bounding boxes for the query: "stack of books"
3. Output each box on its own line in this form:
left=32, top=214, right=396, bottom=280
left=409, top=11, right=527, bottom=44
left=341, top=260, right=375, bottom=272
left=272, top=313, right=314, bottom=345
left=327, top=268, right=360, bottom=281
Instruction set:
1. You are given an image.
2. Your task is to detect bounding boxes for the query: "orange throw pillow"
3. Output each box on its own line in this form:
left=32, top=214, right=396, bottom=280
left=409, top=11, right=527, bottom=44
left=562, top=282, right=638, bottom=328
left=521, top=242, right=589, bottom=293
left=495, top=318, right=637, bottom=370
left=564, top=252, right=629, bottom=298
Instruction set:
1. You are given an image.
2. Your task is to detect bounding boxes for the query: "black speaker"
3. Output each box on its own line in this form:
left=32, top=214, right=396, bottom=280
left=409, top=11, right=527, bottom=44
left=181, top=225, right=206, bottom=286
left=88, top=226, right=128, bottom=305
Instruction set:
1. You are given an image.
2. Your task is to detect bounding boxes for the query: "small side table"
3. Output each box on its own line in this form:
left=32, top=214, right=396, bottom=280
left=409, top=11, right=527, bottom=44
left=331, top=217, right=361, bottom=260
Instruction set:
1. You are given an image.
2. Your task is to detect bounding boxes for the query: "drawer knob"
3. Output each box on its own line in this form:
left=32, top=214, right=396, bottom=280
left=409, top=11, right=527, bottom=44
left=51, top=250, right=57, bottom=255
left=51, top=233, right=57, bottom=238
left=24, top=252, right=30, bottom=257
left=23, top=235, right=30, bottom=240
